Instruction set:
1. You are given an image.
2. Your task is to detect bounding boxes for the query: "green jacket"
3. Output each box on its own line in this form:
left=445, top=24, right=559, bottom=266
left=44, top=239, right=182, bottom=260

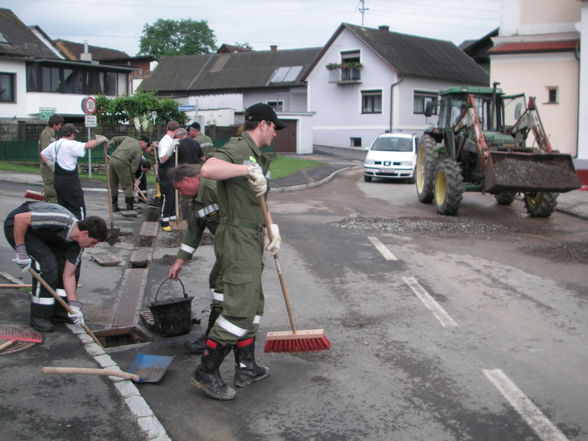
left=38, top=127, right=56, bottom=152
left=176, top=178, right=220, bottom=261
left=211, top=132, right=271, bottom=228
left=109, top=136, right=143, bottom=173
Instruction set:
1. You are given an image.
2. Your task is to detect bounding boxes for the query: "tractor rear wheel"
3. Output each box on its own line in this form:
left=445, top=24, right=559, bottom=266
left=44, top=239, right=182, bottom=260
left=416, top=135, right=438, bottom=203
left=524, top=192, right=558, bottom=217
left=495, top=192, right=515, bottom=205
left=434, top=159, right=463, bottom=216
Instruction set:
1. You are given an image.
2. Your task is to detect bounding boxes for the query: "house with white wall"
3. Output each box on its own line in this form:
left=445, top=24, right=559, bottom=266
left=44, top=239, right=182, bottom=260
left=489, top=0, right=580, bottom=160
left=302, top=23, right=489, bottom=149
left=138, top=47, right=321, bottom=153
left=0, top=8, right=134, bottom=125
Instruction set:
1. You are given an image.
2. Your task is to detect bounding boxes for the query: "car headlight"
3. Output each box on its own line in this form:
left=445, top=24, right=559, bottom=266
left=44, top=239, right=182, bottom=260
left=364, top=160, right=376, bottom=165
left=400, top=161, right=413, bottom=166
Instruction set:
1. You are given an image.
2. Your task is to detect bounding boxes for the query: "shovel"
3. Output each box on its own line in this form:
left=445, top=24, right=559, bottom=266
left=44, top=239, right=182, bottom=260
left=104, top=145, right=120, bottom=246
left=42, top=353, right=174, bottom=383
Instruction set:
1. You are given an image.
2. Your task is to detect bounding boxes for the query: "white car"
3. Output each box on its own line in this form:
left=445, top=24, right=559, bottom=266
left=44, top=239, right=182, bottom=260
left=363, top=133, right=419, bottom=183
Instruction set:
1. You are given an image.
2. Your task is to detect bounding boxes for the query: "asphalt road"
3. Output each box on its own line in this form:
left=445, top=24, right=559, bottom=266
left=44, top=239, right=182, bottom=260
left=1, top=171, right=587, bottom=441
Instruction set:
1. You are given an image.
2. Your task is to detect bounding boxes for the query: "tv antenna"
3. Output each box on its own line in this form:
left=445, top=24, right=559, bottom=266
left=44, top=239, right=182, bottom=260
left=358, top=0, right=369, bottom=26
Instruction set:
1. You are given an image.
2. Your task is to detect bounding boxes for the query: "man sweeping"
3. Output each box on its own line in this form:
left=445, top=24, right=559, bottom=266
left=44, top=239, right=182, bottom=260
left=4, top=202, right=107, bottom=332
left=166, top=164, right=223, bottom=355
left=193, top=103, right=284, bottom=400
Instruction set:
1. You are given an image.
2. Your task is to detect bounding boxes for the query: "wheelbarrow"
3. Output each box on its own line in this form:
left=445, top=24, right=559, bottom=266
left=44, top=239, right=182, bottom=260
left=42, top=353, right=174, bottom=383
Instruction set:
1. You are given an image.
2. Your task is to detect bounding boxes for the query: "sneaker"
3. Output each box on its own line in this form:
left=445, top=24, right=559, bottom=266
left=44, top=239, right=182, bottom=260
left=30, top=317, right=54, bottom=333
left=161, top=226, right=172, bottom=232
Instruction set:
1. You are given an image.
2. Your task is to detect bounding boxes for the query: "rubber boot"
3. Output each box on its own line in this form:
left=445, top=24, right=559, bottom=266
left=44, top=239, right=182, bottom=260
left=190, top=339, right=236, bottom=400
left=184, top=307, right=221, bottom=354
left=111, top=195, right=120, bottom=212
left=30, top=302, right=54, bottom=333
left=234, top=338, right=269, bottom=388
left=125, top=196, right=134, bottom=211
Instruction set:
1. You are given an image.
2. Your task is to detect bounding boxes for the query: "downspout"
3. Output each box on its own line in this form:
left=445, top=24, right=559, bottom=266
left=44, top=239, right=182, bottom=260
left=389, top=77, right=404, bottom=132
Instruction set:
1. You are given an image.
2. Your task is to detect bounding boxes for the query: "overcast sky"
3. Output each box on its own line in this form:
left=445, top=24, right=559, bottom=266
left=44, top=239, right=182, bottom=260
left=4, top=0, right=502, bottom=56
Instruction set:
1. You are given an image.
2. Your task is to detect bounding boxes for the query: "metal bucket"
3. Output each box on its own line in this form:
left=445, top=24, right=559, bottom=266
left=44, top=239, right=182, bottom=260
left=484, top=151, right=580, bottom=193
left=149, top=278, right=193, bottom=337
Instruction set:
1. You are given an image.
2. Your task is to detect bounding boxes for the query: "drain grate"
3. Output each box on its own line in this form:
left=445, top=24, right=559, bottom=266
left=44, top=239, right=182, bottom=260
left=94, top=326, right=151, bottom=348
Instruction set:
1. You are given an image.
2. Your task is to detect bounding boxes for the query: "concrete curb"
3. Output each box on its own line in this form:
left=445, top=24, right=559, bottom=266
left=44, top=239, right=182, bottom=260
left=271, top=165, right=363, bottom=192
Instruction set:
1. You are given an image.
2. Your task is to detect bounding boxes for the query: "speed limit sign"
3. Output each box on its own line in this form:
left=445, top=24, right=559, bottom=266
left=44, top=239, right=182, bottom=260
left=81, top=96, right=96, bottom=114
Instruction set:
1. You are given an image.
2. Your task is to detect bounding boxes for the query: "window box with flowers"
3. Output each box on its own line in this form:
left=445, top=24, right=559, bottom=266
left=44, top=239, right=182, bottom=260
left=326, top=62, right=362, bottom=83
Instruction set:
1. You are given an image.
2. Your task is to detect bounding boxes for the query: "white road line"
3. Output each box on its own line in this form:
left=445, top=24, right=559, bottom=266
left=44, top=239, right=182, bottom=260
left=402, top=277, right=458, bottom=328
left=483, top=369, right=570, bottom=441
left=368, top=236, right=397, bottom=261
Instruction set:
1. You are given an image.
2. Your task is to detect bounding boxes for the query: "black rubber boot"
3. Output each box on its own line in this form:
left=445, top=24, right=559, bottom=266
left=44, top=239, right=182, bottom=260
left=184, top=307, right=221, bottom=354
left=111, top=195, right=120, bottom=212
left=190, top=340, right=236, bottom=400
left=30, top=302, right=54, bottom=332
left=234, top=338, right=269, bottom=388
left=125, top=196, right=134, bottom=211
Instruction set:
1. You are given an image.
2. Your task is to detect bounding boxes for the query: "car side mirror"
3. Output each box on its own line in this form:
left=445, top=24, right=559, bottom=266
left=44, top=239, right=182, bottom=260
left=424, top=101, right=434, bottom=117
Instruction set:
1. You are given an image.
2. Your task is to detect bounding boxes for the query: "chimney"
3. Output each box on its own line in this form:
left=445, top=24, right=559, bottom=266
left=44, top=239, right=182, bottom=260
left=270, top=45, right=278, bottom=51
left=80, top=40, right=92, bottom=61
left=378, top=25, right=390, bottom=32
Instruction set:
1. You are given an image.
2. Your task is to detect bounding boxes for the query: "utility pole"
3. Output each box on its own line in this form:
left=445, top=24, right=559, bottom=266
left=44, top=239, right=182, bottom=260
left=358, top=0, right=369, bottom=26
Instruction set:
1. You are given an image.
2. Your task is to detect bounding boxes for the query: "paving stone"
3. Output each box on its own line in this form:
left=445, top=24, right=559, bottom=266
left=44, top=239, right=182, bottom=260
left=137, top=416, right=166, bottom=440
left=120, top=210, right=138, bottom=217
left=125, top=395, right=153, bottom=418
left=114, top=380, right=140, bottom=398
left=131, top=248, right=153, bottom=268
left=91, top=253, right=122, bottom=267
left=94, top=354, right=116, bottom=368
left=139, top=222, right=159, bottom=238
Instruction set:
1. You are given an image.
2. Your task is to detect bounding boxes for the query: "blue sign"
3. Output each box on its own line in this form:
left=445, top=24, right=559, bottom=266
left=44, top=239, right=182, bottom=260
left=178, top=105, right=195, bottom=112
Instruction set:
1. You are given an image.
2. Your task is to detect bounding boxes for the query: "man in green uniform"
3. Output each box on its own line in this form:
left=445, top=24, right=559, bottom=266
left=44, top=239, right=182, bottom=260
left=167, top=164, right=223, bottom=355
left=189, top=122, right=214, bottom=158
left=194, top=103, right=285, bottom=400
left=38, top=114, right=64, bottom=203
left=107, top=136, right=151, bottom=211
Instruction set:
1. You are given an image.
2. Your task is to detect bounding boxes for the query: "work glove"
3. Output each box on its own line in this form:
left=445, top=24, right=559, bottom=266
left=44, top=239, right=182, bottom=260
left=67, top=301, right=85, bottom=326
left=95, top=135, right=108, bottom=146
left=264, top=224, right=281, bottom=256
left=247, top=164, right=267, bottom=197
left=13, top=244, right=31, bottom=272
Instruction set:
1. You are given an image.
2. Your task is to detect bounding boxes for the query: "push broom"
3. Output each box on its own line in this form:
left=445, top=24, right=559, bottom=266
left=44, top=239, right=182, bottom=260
left=259, top=196, right=330, bottom=353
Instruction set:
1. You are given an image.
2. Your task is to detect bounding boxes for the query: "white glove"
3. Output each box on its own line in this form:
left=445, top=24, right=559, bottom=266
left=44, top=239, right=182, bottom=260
left=68, top=301, right=85, bottom=326
left=95, top=135, right=108, bottom=146
left=264, top=224, right=281, bottom=256
left=247, top=164, right=267, bottom=197
left=13, top=244, right=31, bottom=272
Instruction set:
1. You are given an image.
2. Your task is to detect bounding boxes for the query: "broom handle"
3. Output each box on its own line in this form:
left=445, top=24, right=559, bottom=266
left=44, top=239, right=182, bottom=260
left=259, top=196, right=298, bottom=334
left=28, top=269, right=103, bottom=347
left=42, top=367, right=139, bottom=382
left=104, top=144, right=114, bottom=225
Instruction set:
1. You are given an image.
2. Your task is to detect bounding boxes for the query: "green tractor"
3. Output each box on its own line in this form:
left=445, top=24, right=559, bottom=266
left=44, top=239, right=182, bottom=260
left=416, top=84, right=580, bottom=217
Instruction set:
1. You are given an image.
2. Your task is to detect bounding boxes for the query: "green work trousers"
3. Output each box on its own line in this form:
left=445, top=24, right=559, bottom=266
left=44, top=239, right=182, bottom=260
left=40, top=163, right=58, bottom=203
left=109, top=158, right=134, bottom=199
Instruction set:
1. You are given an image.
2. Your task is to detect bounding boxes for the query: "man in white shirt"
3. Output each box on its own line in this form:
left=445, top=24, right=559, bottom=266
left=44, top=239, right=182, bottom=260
left=40, top=123, right=107, bottom=220
left=157, top=120, right=179, bottom=231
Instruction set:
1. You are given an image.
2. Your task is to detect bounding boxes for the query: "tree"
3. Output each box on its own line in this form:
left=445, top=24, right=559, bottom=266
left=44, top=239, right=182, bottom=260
left=139, top=19, right=217, bottom=60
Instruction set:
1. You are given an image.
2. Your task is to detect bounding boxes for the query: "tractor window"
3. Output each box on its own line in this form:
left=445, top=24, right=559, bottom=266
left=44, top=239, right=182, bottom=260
left=503, top=94, right=526, bottom=128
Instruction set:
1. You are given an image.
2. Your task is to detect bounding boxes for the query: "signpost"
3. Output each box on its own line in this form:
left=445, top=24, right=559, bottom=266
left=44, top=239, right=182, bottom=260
left=81, top=97, right=97, bottom=177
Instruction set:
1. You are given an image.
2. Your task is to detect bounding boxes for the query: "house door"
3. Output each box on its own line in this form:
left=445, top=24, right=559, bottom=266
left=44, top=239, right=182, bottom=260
left=274, top=119, right=296, bottom=153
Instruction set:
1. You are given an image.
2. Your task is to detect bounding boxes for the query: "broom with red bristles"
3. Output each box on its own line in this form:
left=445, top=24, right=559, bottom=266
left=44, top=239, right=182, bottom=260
left=259, top=196, right=331, bottom=353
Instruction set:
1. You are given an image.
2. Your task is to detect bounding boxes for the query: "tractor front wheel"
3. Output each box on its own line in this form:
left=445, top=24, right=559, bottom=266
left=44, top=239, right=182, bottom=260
left=495, top=192, right=515, bottom=206
left=416, top=135, right=438, bottom=203
left=434, top=159, right=463, bottom=216
left=524, top=192, right=558, bottom=217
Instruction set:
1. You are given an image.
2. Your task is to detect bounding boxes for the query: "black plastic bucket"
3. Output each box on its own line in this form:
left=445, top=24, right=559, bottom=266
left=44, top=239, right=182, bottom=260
left=149, top=278, right=193, bottom=337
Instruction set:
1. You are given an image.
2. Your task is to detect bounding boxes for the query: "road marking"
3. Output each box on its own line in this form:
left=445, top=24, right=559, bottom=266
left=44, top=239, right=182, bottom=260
left=368, top=236, right=397, bottom=261
left=402, top=277, right=458, bottom=328
left=483, top=369, right=570, bottom=441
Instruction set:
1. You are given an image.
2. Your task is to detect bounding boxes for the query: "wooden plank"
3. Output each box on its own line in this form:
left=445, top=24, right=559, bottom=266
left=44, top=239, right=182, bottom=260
left=111, top=268, right=149, bottom=328
left=91, top=253, right=122, bottom=267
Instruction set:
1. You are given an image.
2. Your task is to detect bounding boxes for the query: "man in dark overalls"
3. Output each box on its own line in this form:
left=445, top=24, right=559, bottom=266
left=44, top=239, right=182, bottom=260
left=166, top=164, right=222, bottom=355
left=194, top=103, right=285, bottom=400
left=4, top=202, right=107, bottom=332
left=40, top=123, right=107, bottom=220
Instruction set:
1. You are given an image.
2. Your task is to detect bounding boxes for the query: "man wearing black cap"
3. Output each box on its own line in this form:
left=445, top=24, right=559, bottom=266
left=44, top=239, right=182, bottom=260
left=107, top=135, right=151, bottom=211
left=193, top=103, right=285, bottom=400
left=188, top=122, right=214, bottom=158
left=40, top=123, right=108, bottom=220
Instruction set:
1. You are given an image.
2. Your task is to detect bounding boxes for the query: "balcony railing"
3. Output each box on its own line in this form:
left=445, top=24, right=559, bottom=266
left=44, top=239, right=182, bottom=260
left=329, top=68, right=362, bottom=84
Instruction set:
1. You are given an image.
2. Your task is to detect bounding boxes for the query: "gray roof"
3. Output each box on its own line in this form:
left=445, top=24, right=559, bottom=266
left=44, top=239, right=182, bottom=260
left=139, top=47, right=321, bottom=94
left=303, top=23, right=489, bottom=86
left=0, top=8, right=60, bottom=59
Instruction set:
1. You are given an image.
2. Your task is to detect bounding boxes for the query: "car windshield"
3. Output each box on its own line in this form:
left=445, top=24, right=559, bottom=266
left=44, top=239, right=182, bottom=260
left=371, top=137, right=412, bottom=152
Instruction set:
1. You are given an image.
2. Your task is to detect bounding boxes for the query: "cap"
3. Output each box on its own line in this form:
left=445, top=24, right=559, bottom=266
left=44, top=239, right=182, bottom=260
left=61, top=123, right=79, bottom=137
left=189, top=122, right=201, bottom=131
left=244, top=103, right=287, bottom=130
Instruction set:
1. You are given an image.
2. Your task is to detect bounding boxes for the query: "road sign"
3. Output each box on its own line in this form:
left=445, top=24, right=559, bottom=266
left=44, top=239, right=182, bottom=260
left=178, top=104, right=195, bottom=112
left=85, top=115, right=97, bottom=128
left=81, top=96, right=97, bottom=114
left=39, top=107, right=56, bottom=120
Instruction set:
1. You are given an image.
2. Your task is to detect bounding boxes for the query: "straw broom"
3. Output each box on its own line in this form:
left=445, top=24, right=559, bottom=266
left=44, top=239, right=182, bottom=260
left=259, top=196, right=330, bottom=353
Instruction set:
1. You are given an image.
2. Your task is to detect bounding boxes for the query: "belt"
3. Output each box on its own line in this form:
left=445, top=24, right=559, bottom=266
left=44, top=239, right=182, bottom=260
left=220, top=217, right=263, bottom=231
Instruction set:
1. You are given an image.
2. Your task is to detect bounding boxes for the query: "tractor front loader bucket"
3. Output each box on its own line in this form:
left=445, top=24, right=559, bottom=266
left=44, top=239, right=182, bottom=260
left=483, top=151, right=580, bottom=193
